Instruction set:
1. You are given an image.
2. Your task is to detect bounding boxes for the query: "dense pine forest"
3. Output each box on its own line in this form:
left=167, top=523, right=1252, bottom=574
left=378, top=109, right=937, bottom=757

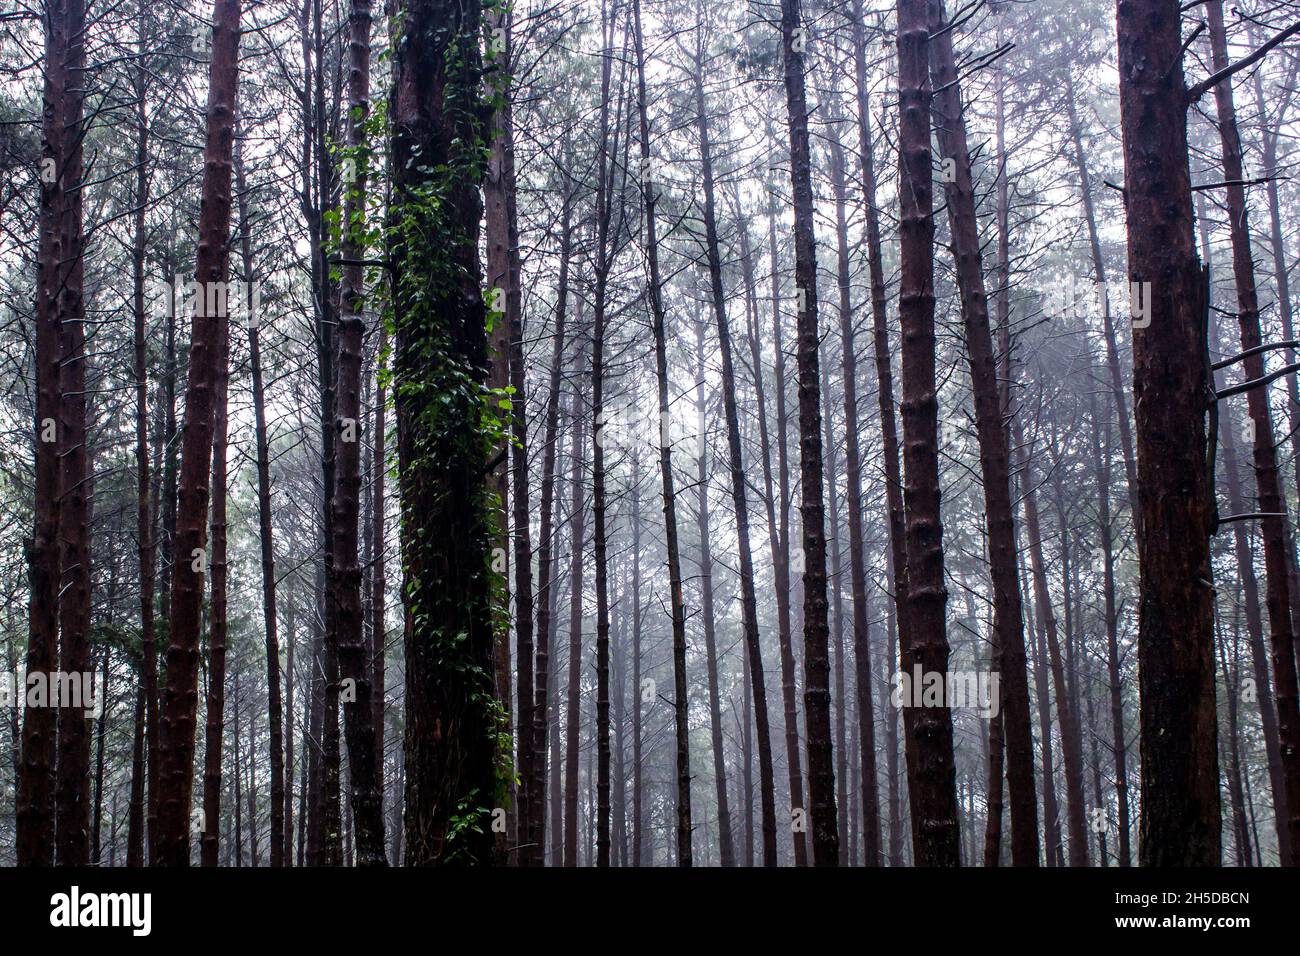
left=0, top=0, right=1298, bottom=870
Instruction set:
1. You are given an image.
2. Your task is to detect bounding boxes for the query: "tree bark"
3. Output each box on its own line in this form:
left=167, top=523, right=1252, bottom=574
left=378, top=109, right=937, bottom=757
left=692, top=317, right=736, bottom=867
left=563, top=363, right=588, bottom=868
left=780, top=0, right=839, bottom=868
left=1116, top=0, right=1221, bottom=866
left=631, top=0, right=693, bottom=866
left=828, top=104, right=882, bottom=866
left=530, top=151, right=573, bottom=867
left=200, top=290, right=231, bottom=868
left=928, top=0, right=1038, bottom=867
left=234, top=133, right=287, bottom=869
left=1206, top=0, right=1300, bottom=865
left=389, top=0, right=498, bottom=865
left=154, top=0, right=243, bottom=866
left=894, top=0, right=961, bottom=867
left=331, top=0, right=386, bottom=866
left=693, top=27, right=777, bottom=866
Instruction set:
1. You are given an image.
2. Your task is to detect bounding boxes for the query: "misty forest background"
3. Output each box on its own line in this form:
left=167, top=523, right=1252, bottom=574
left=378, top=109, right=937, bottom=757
left=1, top=0, right=1299, bottom=867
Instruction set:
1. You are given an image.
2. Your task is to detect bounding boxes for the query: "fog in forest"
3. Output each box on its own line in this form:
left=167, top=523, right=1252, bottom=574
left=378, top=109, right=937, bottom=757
left=0, top=0, right=1298, bottom=874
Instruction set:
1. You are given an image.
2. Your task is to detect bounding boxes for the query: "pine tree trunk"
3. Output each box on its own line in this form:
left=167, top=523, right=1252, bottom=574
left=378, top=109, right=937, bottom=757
left=563, top=368, right=588, bottom=868
left=631, top=0, right=693, bottom=866
left=849, top=0, right=906, bottom=865
left=40, top=0, right=93, bottom=867
left=200, top=298, right=231, bottom=868
left=531, top=155, right=573, bottom=867
left=331, top=0, right=386, bottom=866
left=693, top=318, right=736, bottom=867
left=928, top=0, right=1038, bottom=867
left=389, top=0, right=497, bottom=865
left=370, top=325, right=387, bottom=851
left=1206, top=0, right=1300, bottom=865
left=779, top=0, right=838, bottom=868
left=129, top=6, right=160, bottom=866
left=588, top=32, right=614, bottom=868
left=693, top=32, right=778, bottom=866
left=894, top=0, right=961, bottom=867
left=826, top=100, right=884, bottom=867
left=1116, top=0, right=1220, bottom=866
left=1089, top=388, right=1133, bottom=866
left=765, top=196, right=807, bottom=867
left=630, top=462, right=645, bottom=866
left=234, top=137, right=287, bottom=868
left=154, top=0, right=243, bottom=866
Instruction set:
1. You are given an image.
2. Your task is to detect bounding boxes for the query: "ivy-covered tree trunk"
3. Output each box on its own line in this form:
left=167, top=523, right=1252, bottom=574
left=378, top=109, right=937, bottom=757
left=389, top=0, right=501, bottom=865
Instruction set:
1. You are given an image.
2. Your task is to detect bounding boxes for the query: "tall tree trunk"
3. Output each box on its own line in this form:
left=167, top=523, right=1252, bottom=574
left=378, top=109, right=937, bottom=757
left=1027, top=596, right=1062, bottom=865
left=563, top=369, right=588, bottom=868
left=1116, top=0, right=1220, bottom=866
left=631, top=0, right=693, bottom=866
left=331, top=0, right=386, bottom=866
left=530, top=204, right=573, bottom=871
left=692, top=318, right=736, bottom=867
left=1089, top=386, right=1133, bottom=866
left=91, top=642, right=110, bottom=864
left=531, top=152, right=573, bottom=869
left=894, top=0, right=961, bottom=867
left=1206, top=0, right=1300, bottom=865
left=307, top=0, right=343, bottom=869
left=370, top=323, right=387, bottom=854
left=764, top=194, right=807, bottom=867
left=127, top=682, right=146, bottom=866
left=389, top=0, right=497, bottom=865
left=40, top=0, right=93, bottom=866
left=1014, top=416, right=1089, bottom=865
left=200, top=288, right=231, bottom=867
left=1064, top=72, right=1140, bottom=528
left=629, top=458, right=645, bottom=866
left=155, top=0, right=243, bottom=866
left=129, top=7, right=160, bottom=866
left=692, top=25, right=777, bottom=866
left=928, top=0, right=1038, bottom=867
left=235, top=134, right=287, bottom=869
left=779, top=0, right=838, bottom=868
left=849, top=0, right=906, bottom=865
left=828, top=106, right=882, bottom=866
left=486, top=9, right=537, bottom=867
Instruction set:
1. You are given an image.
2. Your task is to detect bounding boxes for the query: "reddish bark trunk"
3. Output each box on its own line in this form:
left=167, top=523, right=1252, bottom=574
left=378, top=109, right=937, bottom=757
left=154, top=0, right=243, bottom=866
left=1116, top=0, right=1220, bottom=866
